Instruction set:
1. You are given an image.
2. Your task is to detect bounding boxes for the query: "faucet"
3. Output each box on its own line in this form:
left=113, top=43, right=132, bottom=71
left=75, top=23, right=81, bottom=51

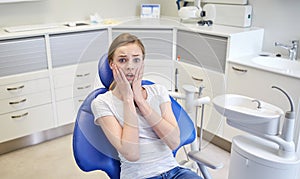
left=275, top=40, right=299, bottom=61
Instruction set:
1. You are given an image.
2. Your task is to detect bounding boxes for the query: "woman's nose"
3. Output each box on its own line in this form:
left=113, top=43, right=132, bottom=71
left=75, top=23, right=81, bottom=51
left=126, top=60, right=135, bottom=70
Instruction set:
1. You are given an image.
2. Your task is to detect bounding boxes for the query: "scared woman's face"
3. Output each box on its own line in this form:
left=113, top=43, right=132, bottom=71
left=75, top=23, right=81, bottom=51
left=110, top=43, right=144, bottom=84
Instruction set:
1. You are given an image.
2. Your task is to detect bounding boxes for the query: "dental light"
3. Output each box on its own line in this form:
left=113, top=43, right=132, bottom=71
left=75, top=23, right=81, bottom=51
left=178, top=0, right=204, bottom=22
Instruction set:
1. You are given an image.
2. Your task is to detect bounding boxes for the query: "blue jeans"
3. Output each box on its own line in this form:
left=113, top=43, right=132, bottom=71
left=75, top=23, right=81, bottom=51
left=146, top=166, right=203, bottom=179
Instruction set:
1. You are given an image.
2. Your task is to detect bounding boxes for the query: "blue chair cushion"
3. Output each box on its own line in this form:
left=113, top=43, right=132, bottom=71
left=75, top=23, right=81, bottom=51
left=73, top=88, right=120, bottom=179
left=98, top=53, right=113, bottom=89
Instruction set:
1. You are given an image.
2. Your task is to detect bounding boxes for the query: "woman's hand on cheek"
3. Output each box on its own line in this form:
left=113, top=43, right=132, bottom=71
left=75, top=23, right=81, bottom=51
left=132, top=65, right=144, bottom=103
left=112, top=64, right=133, bottom=100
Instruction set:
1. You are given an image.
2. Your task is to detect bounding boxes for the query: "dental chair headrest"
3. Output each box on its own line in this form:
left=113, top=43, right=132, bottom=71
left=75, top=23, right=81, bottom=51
left=98, top=53, right=114, bottom=89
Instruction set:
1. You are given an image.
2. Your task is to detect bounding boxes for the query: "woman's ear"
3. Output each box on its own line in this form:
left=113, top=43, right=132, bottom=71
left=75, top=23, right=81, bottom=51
left=109, top=62, right=114, bottom=69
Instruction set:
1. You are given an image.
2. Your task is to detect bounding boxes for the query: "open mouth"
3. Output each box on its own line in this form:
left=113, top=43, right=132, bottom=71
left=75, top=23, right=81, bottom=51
left=126, top=74, right=134, bottom=80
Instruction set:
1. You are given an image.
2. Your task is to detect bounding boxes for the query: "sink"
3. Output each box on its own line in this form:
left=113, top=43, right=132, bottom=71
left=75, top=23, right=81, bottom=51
left=64, top=22, right=90, bottom=27
left=252, top=56, right=300, bottom=72
left=212, top=94, right=284, bottom=135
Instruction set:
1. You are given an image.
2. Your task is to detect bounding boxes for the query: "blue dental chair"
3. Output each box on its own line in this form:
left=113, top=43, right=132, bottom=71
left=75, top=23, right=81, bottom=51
left=72, top=54, right=217, bottom=179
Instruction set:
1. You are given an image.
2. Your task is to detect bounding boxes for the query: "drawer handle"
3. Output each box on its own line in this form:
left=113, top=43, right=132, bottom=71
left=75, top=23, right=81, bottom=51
left=232, top=66, right=248, bottom=73
left=9, top=98, right=27, bottom=105
left=76, top=73, right=90, bottom=77
left=11, top=112, right=29, bottom=119
left=77, top=85, right=91, bottom=90
left=7, top=85, right=25, bottom=91
left=192, top=76, right=204, bottom=82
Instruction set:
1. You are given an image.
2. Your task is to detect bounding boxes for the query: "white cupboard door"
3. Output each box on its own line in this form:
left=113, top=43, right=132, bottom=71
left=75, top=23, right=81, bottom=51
left=0, top=104, right=54, bottom=142
left=0, top=78, right=50, bottom=100
left=0, top=37, right=48, bottom=77
left=0, top=91, right=52, bottom=114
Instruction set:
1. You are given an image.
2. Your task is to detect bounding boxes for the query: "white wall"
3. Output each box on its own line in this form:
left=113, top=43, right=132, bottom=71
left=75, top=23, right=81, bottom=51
left=249, top=0, right=300, bottom=57
left=1, top=0, right=299, bottom=57
left=0, top=0, right=141, bottom=27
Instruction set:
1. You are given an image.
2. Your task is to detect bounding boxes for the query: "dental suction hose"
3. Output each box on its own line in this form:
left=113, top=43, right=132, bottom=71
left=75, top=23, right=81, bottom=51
left=271, top=86, right=294, bottom=112
left=272, top=86, right=295, bottom=142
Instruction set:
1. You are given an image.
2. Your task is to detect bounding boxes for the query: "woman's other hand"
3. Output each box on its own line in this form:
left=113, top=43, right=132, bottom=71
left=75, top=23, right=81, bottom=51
left=132, top=64, right=145, bottom=104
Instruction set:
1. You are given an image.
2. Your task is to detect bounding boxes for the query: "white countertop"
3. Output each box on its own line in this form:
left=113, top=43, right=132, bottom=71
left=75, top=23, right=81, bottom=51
left=0, top=21, right=111, bottom=40
left=228, top=54, right=300, bottom=79
left=176, top=23, right=262, bottom=37
left=0, top=17, right=263, bottom=40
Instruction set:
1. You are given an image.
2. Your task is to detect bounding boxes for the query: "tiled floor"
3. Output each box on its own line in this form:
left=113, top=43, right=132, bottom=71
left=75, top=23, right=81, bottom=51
left=0, top=135, right=230, bottom=179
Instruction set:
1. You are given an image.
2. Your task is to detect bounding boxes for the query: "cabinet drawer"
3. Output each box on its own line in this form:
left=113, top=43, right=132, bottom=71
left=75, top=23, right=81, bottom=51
left=112, top=29, right=173, bottom=60
left=50, top=30, right=109, bottom=67
left=52, top=62, right=98, bottom=88
left=53, top=62, right=97, bottom=101
left=0, top=91, right=52, bottom=114
left=177, top=30, right=227, bottom=73
left=0, top=37, right=48, bottom=77
left=56, top=96, right=84, bottom=126
left=0, top=77, right=50, bottom=100
left=55, top=83, right=92, bottom=101
left=0, top=104, right=54, bottom=142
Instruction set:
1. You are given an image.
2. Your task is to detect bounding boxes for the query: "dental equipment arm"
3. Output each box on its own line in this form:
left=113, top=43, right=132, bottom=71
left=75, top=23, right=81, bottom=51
left=267, top=86, right=296, bottom=158
left=195, top=0, right=201, bottom=9
left=169, top=85, right=223, bottom=179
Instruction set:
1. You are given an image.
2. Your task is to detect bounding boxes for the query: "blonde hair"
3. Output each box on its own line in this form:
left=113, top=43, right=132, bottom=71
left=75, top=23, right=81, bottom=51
left=108, top=33, right=145, bottom=64
left=108, top=33, right=145, bottom=90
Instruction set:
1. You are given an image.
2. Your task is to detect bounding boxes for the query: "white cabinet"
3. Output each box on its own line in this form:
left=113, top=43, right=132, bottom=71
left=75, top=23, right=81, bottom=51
left=0, top=77, right=54, bottom=142
left=0, top=104, right=54, bottom=143
left=52, top=62, right=99, bottom=126
left=0, top=30, right=109, bottom=144
left=176, top=30, right=227, bottom=137
left=0, top=35, right=54, bottom=142
left=0, top=37, right=48, bottom=77
left=50, top=30, right=108, bottom=67
left=50, top=30, right=109, bottom=126
left=0, top=73, right=53, bottom=142
left=176, top=29, right=264, bottom=140
left=176, top=61, right=226, bottom=137
left=226, top=62, right=300, bottom=144
left=176, top=30, right=227, bottom=73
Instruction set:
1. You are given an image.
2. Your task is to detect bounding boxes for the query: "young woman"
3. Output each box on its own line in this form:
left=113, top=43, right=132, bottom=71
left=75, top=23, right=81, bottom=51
left=91, top=33, right=202, bottom=179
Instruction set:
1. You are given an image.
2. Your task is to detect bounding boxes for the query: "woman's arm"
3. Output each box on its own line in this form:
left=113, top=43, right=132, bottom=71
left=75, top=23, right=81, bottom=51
left=95, top=63, right=140, bottom=162
left=135, top=100, right=180, bottom=150
left=132, top=64, right=180, bottom=150
left=95, top=98, right=140, bottom=162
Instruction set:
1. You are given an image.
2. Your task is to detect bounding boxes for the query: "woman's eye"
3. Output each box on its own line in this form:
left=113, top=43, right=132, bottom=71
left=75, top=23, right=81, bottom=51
left=118, top=58, right=126, bottom=63
left=134, top=58, right=141, bottom=63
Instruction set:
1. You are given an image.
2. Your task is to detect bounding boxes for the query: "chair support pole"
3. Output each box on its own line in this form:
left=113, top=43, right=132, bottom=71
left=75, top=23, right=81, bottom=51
left=197, top=163, right=212, bottom=179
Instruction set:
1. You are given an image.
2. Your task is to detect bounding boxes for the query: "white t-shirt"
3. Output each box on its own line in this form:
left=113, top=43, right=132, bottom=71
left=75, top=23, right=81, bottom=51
left=91, top=84, right=179, bottom=179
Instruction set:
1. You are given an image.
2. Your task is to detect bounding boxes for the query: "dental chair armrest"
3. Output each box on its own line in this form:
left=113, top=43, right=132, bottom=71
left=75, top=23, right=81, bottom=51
left=188, top=151, right=224, bottom=170
left=169, top=91, right=186, bottom=100
left=194, top=96, right=211, bottom=106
